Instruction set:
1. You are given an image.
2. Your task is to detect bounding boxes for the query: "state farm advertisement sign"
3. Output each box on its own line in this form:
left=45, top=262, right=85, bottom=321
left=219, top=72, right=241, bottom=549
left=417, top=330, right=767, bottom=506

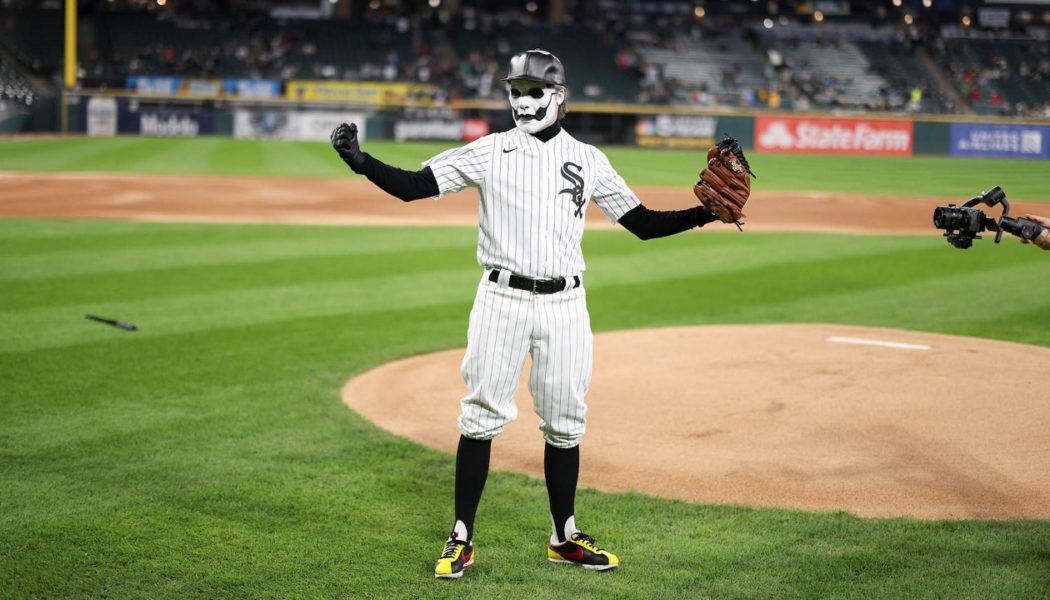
left=756, top=116, right=913, bottom=156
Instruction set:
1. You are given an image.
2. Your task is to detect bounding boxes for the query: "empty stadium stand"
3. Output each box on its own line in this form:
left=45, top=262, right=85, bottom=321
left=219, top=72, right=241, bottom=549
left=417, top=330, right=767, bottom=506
left=635, top=33, right=769, bottom=107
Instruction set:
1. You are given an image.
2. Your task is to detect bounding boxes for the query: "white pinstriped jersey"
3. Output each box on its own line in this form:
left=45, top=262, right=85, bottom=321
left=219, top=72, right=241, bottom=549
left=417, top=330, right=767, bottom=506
left=424, top=128, right=640, bottom=279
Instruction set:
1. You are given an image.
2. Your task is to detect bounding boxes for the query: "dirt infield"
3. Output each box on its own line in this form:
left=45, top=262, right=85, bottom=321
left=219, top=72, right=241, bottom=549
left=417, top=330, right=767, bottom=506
left=8, top=171, right=1049, bottom=234
left=6, top=171, right=1049, bottom=519
left=344, top=324, right=1050, bottom=520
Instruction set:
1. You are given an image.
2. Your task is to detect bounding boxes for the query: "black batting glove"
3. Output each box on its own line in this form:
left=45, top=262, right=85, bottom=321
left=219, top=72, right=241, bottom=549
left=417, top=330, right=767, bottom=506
left=331, top=122, right=367, bottom=172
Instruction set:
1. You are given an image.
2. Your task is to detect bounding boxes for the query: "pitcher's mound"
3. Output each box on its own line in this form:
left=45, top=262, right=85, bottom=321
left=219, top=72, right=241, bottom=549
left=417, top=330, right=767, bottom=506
left=342, top=324, right=1050, bottom=519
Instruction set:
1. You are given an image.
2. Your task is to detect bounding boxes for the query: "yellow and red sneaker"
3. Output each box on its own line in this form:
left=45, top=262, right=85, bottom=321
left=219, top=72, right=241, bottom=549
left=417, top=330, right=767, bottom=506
left=547, top=531, right=619, bottom=571
left=434, top=538, right=475, bottom=579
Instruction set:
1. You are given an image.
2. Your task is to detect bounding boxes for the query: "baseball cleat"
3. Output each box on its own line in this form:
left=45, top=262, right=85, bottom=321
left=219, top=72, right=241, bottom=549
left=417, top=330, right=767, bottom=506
left=434, top=538, right=475, bottom=579
left=547, top=531, right=619, bottom=571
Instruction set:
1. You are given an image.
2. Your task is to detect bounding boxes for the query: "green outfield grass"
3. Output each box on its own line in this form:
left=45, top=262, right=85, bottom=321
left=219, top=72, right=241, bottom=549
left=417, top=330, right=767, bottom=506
left=2, top=138, right=1050, bottom=598
left=1, top=136, right=1049, bottom=199
left=2, top=219, right=1050, bottom=599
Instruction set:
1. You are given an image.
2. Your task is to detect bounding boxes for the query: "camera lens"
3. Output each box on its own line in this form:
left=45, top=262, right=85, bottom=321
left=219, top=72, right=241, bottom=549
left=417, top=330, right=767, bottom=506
left=933, top=206, right=961, bottom=229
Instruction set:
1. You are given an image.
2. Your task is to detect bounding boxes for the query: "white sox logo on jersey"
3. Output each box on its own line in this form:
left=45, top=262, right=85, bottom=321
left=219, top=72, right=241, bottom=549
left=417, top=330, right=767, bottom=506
left=423, top=128, right=640, bottom=279
left=558, top=162, right=585, bottom=218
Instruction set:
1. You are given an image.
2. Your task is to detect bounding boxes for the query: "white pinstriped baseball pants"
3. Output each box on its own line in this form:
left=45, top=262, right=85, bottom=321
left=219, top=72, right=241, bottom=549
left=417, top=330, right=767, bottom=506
left=458, top=269, right=593, bottom=448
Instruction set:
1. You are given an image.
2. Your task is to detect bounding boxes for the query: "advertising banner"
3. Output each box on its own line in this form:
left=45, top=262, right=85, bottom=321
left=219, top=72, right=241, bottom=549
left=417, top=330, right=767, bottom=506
left=463, top=118, right=489, bottom=142
left=136, top=110, right=214, bottom=137
left=755, top=115, right=913, bottom=155
left=635, top=115, right=718, bottom=149
left=294, top=111, right=354, bottom=142
left=223, top=78, right=281, bottom=99
left=127, top=76, right=183, bottom=95
left=285, top=80, right=436, bottom=105
left=184, top=79, right=222, bottom=96
left=234, top=109, right=293, bottom=139
left=233, top=109, right=366, bottom=140
left=393, top=118, right=490, bottom=142
left=949, top=123, right=1049, bottom=160
left=86, top=96, right=118, bottom=137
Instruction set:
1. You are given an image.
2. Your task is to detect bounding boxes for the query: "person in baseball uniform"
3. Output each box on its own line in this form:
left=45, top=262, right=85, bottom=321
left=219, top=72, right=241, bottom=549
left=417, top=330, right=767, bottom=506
left=332, top=49, right=749, bottom=579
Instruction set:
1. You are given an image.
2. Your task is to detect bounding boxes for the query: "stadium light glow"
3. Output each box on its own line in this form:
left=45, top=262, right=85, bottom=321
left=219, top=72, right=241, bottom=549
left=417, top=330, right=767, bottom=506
left=428, top=0, right=440, bottom=7
left=156, top=0, right=166, bottom=6
left=962, top=15, right=971, bottom=27
left=904, top=14, right=913, bottom=25
left=814, top=10, right=824, bottom=22
left=763, top=18, right=773, bottom=29
left=526, top=1, right=538, bottom=11
left=922, top=0, right=932, bottom=8
left=694, top=6, right=706, bottom=18
left=892, top=0, right=901, bottom=7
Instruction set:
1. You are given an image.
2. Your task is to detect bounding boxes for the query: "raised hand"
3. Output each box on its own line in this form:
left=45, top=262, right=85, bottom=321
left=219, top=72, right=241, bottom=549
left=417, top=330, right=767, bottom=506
left=331, top=122, right=366, bottom=171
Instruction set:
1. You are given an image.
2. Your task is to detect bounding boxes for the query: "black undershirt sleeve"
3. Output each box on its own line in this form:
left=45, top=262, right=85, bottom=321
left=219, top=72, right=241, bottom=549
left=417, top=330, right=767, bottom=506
left=617, top=204, right=720, bottom=240
left=351, top=152, right=439, bottom=202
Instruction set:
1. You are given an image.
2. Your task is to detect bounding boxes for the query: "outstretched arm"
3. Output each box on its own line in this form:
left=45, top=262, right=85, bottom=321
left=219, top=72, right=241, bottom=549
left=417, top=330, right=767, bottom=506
left=331, top=122, right=439, bottom=202
left=618, top=204, right=719, bottom=240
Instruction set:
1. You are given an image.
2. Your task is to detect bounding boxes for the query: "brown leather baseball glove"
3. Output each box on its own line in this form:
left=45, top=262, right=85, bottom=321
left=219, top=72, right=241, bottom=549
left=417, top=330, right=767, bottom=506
left=693, top=137, right=754, bottom=225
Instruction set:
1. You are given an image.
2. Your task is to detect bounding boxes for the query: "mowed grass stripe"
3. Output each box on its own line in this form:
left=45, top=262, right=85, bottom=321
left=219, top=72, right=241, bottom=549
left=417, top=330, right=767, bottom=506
left=5, top=227, right=1049, bottom=355
left=719, top=261, right=1049, bottom=332
left=583, top=231, right=937, bottom=287
left=0, top=266, right=481, bottom=353
left=0, top=232, right=937, bottom=350
left=0, top=218, right=207, bottom=241
left=3, top=228, right=924, bottom=310
left=2, top=137, right=1049, bottom=199
left=1, top=302, right=468, bottom=412
left=589, top=243, right=1050, bottom=334
left=0, top=219, right=473, bottom=255
left=0, top=224, right=475, bottom=281
left=0, top=138, right=143, bottom=171
left=259, top=139, right=344, bottom=178
left=606, top=148, right=1050, bottom=200
left=2, top=246, right=478, bottom=311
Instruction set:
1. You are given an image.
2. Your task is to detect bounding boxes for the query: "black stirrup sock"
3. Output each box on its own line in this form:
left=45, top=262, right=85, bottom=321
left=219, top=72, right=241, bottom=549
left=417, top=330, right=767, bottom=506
left=544, top=442, right=580, bottom=544
left=453, top=435, right=492, bottom=542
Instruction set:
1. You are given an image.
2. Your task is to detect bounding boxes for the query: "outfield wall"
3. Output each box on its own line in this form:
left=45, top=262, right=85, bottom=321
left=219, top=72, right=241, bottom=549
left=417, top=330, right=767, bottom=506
left=63, top=90, right=1050, bottom=161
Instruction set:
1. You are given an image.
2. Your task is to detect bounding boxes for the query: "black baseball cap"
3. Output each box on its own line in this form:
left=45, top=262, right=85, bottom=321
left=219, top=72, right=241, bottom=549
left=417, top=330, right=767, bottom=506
left=501, top=49, right=566, bottom=86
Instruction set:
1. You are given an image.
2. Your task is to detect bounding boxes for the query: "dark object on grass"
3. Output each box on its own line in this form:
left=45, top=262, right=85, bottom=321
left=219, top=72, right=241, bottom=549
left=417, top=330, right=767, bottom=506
left=85, top=314, right=138, bottom=331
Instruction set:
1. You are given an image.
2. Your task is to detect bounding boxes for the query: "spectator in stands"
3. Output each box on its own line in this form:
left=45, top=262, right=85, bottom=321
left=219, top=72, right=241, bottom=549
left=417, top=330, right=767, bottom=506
left=768, top=88, right=781, bottom=109
left=907, top=86, right=922, bottom=112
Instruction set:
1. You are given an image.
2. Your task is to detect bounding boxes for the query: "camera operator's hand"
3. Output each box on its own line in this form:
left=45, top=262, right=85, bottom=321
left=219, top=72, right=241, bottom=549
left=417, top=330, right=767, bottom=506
left=1021, top=214, right=1050, bottom=251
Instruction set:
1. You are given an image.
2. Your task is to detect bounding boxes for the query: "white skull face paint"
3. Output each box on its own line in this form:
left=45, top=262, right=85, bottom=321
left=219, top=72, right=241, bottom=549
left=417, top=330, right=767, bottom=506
left=508, top=80, right=565, bottom=134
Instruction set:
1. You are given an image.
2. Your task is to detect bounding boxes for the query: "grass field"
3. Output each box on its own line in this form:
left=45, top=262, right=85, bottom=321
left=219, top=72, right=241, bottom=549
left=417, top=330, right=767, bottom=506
left=2, top=137, right=1050, bottom=199
left=2, top=138, right=1050, bottom=598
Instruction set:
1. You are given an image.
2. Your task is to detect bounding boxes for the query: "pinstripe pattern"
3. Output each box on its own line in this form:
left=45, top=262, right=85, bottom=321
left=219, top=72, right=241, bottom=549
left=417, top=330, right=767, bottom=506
left=427, top=128, right=634, bottom=448
left=425, top=129, right=640, bottom=279
left=458, top=272, right=592, bottom=448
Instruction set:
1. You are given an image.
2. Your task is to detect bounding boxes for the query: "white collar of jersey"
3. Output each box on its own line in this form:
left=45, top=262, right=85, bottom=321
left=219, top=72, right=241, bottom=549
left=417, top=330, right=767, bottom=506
left=508, top=124, right=566, bottom=144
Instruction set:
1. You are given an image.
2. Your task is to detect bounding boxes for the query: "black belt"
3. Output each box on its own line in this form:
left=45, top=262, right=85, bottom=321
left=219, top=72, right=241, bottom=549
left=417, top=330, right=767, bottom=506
left=488, top=270, right=580, bottom=294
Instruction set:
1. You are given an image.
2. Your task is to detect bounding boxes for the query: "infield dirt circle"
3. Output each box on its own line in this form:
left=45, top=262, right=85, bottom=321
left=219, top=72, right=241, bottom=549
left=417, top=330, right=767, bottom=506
left=3, top=172, right=1049, bottom=520
left=343, top=324, right=1050, bottom=520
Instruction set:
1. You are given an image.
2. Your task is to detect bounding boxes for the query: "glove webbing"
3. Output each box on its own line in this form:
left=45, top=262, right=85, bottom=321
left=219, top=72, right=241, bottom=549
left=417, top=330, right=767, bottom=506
left=717, top=136, right=757, bottom=178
